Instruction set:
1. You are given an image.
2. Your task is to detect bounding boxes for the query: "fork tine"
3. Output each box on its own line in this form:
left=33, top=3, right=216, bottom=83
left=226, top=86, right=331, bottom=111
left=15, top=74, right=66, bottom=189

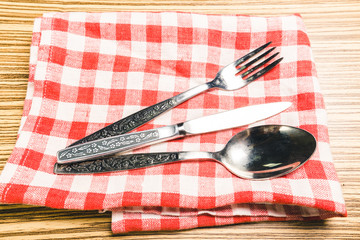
left=234, top=42, right=272, bottom=67
left=241, top=52, right=279, bottom=78
left=244, top=57, right=283, bottom=83
left=237, top=47, right=276, bottom=73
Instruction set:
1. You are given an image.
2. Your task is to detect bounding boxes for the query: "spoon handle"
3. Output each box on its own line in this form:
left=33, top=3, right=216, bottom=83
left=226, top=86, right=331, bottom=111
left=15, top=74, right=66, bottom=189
left=54, top=151, right=214, bottom=174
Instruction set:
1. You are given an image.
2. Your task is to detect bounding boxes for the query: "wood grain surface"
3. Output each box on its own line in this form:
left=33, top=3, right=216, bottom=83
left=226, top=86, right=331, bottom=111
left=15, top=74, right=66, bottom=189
left=0, top=0, right=359, bottom=239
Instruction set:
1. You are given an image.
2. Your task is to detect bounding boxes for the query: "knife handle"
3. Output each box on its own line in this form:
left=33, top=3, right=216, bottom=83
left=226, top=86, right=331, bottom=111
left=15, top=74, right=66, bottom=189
left=54, top=151, right=214, bottom=174
left=68, top=82, right=211, bottom=147
left=57, top=124, right=183, bottom=164
left=55, top=152, right=181, bottom=174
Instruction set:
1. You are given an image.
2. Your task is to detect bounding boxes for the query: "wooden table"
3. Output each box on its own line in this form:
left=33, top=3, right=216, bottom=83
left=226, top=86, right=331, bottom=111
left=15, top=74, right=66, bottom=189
left=0, top=0, right=359, bottom=239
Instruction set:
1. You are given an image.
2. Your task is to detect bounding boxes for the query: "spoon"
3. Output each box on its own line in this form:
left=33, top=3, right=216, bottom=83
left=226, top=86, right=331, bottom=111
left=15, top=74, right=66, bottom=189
left=54, top=125, right=317, bottom=179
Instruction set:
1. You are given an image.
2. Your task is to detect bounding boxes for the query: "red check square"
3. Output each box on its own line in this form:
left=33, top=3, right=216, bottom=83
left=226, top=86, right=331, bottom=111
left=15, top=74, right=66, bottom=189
left=51, top=46, right=67, bottom=66
left=85, top=22, right=101, bottom=38
left=116, top=24, right=131, bottom=41
left=82, top=52, right=99, bottom=70
left=146, top=25, right=162, bottom=42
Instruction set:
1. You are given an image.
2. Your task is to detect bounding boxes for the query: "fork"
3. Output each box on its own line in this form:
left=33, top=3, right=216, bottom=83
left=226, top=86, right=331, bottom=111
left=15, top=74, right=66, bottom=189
left=68, top=42, right=282, bottom=147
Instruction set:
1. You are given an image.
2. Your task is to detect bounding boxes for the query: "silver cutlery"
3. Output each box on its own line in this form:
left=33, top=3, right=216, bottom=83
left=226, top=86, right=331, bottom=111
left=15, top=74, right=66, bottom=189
left=67, top=42, right=282, bottom=147
left=57, top=102, right=291, bottom=163
left=54, top=125, right=316, bottom=180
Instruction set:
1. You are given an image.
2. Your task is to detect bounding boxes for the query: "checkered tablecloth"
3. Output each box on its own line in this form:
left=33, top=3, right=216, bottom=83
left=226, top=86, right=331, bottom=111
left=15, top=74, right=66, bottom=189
left=0, top=12, right=346, bottom=233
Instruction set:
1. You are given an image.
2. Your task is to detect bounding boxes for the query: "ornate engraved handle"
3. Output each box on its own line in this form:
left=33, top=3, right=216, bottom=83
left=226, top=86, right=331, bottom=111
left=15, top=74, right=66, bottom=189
left=54, top=152, right=181, bottom=174
left=54, top=151, right=215, bottom=174
left=57, top=126, right=180, bottom=163
left=68, top=83, right=211, bottom=147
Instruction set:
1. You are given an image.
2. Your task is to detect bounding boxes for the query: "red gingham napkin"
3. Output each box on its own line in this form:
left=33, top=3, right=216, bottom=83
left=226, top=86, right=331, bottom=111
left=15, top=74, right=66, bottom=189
left=0, top=12, right=346, bottom=233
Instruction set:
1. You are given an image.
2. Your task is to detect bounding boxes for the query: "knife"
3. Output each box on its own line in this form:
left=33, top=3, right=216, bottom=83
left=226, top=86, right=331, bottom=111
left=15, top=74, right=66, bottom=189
left=57, top=102, right=291, bottom=164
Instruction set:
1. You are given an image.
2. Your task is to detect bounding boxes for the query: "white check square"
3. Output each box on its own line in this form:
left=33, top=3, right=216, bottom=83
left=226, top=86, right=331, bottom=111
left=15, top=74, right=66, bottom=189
left=247, top=80, right=265, bottom=98
left=56, top=102, right=76, bottom=122
left=44, top=136, right=68, bottom=156
left=180, top=175, right=198, bottom=196
left=39, top=30, right=52, bottom=46
left=251, top=180, right=272, bottom=192
left=250, top=17, right=267, bottom=32
left=280, top=45, right=298, bottom=63
left=100, top=12, right=117, bottom=24
left=66, top=33, right=86, bottom=52
left=161, top=43, right=178, bottom=60
left=219, top=48, right=236, bottom=66
left=221, top=15, right=238, bottom=32
left=290, top=179, right=314, bottom=198
left=34, top=61, right=48, bottom=81
left=31, top=171, right=56, bottom=188
left=99, top=39, right=118, bottom=55
left=107, top=175, right=127, bottom=194
left=95, top=70, right=113, bottom=89
left=30, top=46, right=39, bottom=64
left=68, top=12, right=87, bottom=22
left=141, top=175, right=163, bottom=192
left=131, top=12, right=146, bottom=25
left=281, top=111, right=300, bottom=126
left=28, top=97, right=42, bottom=117
left=0, top=163, right=17, bottom=183
left=192, top=14, right=208, bottom=29
left=126, top=72, right=144, bottom=90
left=215, top=178, right=234, bottom=195
left=15, top=131, right=32, bottom=149
left=70, top=175, right=93, bottom=193
left=61, top=66, right=81, bottom=86
left=158, top=74, right=175, bottom=92
left=161, top=12, right=178, bottom=26
left=131, top=41, right=146, bottom=58
left=282, top=16, right=298, bottom=31
left=191, top=44, right=208, bottom=63
left=88, top=104, right=109, bottom=123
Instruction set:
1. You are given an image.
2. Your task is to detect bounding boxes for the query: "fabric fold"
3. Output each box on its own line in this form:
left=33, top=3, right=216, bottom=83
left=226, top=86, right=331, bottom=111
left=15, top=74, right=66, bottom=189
left=0, top=12, right=346, bottom=233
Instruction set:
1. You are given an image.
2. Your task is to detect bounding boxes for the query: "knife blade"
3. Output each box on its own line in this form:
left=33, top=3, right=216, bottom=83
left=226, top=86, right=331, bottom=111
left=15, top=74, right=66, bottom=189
left=56, top=102, right=291, bottom=164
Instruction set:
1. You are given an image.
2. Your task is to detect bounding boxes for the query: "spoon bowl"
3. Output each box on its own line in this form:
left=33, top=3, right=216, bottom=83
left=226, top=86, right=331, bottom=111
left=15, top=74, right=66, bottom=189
left=217, top=125, right=317, bottom=179
left=54, top=125, right=317, bottom=179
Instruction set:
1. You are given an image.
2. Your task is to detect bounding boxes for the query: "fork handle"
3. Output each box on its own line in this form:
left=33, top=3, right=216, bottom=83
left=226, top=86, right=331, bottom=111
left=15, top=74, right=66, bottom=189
left=68, top=82, right=212, bottom=147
